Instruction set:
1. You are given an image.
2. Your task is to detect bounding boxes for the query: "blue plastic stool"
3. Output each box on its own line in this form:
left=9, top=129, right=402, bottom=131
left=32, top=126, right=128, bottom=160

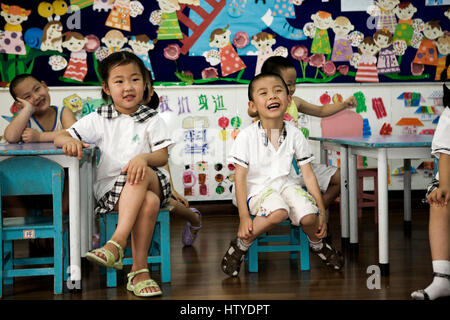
left=0, top=157, right=69, bottom=297
left=99, top=206, right=172, bottom=287
left=247, top=158, right=310, bottom=272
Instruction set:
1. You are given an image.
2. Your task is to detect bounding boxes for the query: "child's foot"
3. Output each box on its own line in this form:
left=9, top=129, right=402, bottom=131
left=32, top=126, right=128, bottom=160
left=221, top=238, right=247, bottom=277
left=182, top=208, right=202, bottom=246
left=310, top=239, right=344, bottom=270
left=85, top=239, right=124, bottom=269
left=127, top=268, right=162, bottom=297
left=411, top=273, right=450, bottom=300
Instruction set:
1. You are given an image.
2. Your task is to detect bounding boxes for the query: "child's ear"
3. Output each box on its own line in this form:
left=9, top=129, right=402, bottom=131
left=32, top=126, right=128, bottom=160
left=101, top=81, right=110, bottom=96
left=248, top=100, right=257, bottom=114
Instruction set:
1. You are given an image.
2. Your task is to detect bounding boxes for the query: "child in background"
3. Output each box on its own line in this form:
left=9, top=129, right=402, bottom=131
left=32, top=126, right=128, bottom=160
left=4, top=74, right=76, bottom=143
left=221, top=72, right=343, bottom=277
left=252, top=56, right=356, bottom=212
left=411, top=85, right=450, bottom=300
left=55, top=51, right=173, bottom=297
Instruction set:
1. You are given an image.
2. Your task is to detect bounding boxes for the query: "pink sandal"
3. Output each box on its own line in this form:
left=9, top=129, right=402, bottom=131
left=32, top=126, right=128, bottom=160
left=182, top=208, right=202, bottom=246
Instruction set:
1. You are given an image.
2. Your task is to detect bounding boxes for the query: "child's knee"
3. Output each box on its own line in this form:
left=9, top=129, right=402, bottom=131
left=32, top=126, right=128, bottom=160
left=141, top=192, right=160, bottom=218
left=268, top=209, right=288, bottom=225
left=300, top=214, right=317, bottom=227
left=331, top=169, right=340, bottom=185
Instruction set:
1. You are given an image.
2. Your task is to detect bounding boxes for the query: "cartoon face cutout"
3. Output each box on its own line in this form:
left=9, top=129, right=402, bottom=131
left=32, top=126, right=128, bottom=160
left=331, top=16, right=354, bottom=36
left=375, top=0, right=399, bottom=11
left=393, top=3, right=417, bottom=20
left=359, top=41, right=379, bottom=56
left=311, top=11, right=333, bottom=30
left=157, top=0, right=179, bottom=13
left=209, top=29, right=231, bottom=49
left=374, top=32, right=391, bottom=49
left=128, top=38, right=154, bottom=54
left=102, top=30, right=128, bottom=48
left=63, top=34, right=87, bottom=52
left=47, top=22, right=63, bottom=39
left=423, top=22, right=443, bottom=40
left=437, top=36, right=450, bottom=55
left=63, top=94, right=83, bottom=112
left=251, top=34, right=276, bottom=52
left=0, top=5, right=30, bottom=25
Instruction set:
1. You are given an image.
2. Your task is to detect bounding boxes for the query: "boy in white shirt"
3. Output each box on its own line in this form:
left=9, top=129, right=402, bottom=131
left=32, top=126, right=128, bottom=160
left=221, top=73, right=343, bottom=277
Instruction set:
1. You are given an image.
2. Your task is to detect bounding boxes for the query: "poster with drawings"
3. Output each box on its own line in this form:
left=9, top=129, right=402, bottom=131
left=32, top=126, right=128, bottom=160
left=156, top=85, right=252, bottom=201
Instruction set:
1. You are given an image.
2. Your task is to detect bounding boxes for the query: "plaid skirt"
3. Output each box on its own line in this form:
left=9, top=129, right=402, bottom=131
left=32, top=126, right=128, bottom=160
left=95, top=167, right=172, bottom=215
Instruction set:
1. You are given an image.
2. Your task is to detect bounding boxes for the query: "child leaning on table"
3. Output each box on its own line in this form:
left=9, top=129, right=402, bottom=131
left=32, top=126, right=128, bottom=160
left=221, top=72, right=344, bottom=277
left=2, top=74, right=75, bottom=223
left=411, top=86, right=450, bottom=300
left=54, top=51, right=173, bottom=298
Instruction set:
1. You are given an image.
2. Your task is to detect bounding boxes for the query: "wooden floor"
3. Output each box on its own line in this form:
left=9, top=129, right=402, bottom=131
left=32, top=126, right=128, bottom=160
left=0, top=192, right=438, bottom=302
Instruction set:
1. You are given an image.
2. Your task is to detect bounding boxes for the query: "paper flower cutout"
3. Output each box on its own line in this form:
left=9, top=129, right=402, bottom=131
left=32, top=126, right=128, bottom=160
left=48, top=55, right=67, bottom=71
left=349, top=53, right=361, bottom=68
left=233, top=31, right=249, bottom=49
left=201, top=67, right=219, bottom=79
left=164, top=43, right=181, bottom=61
left=84, top=34, right=100, bottom=53
left=412, top=18, right=424, bottom=33
left=393, top=39, right=407, bottom=56
left=273, top=46, right=288, bottom=57
left=94, top=46, right=109, bottom=61
left=410, top=32, right=423, bottom=49
left=130, top=1, right=144, bottom=17
left=348, top=31, right=364, bottom=47
left=149, top=8, right=162, bottom=25
left=337, top=65, right=349, bottom=75
left=203, top=49, right=221, bottom=66
left=309, top=54, right=325, bottom=67
left=322, top=60, right=336, bottom=76
left=291, top=45, right=308, bottom=62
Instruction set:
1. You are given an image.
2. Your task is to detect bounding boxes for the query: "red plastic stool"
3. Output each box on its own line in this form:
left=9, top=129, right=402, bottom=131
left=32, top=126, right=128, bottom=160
left=357, top=168, right=378, bottom=223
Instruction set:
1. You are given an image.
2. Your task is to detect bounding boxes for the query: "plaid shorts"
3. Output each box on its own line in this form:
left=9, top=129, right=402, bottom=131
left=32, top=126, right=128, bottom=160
left=95, top=167, right=172, bottom=215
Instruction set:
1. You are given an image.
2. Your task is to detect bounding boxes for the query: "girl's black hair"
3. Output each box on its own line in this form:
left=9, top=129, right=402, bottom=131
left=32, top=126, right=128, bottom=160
left=248, top=72, right=289, bottom=101
left=9, top=73, right=41, bottom=100
left=98, top=51, right=159, bottom=109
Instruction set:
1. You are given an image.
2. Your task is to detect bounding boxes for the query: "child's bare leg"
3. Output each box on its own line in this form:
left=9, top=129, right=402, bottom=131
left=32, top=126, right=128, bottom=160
left=130, top=190, right=160, bottom=294
left=322, top=169, right=341, bottom=209
left=412, top=203, right=450, bottom=300
left=241, top=209, right=288, bottom=245
left=170, top=198, right=201, bottom=228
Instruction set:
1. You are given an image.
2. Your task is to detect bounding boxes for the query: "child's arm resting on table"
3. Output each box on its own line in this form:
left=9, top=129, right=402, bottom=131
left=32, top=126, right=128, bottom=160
left=235, top=164, right=253, bottom=241
left=428, top=153, right=450, bottom=207
left=33, top=107, right=78, bottom=142
left=295, top=95, right=357, bottom=118
left=300, top=162, right=327, bottom=238
left=54, top=130, right=90, bottom=159
left=4, top=98, right=34, bottom=143
left=122, top=148, right=169, bottom=185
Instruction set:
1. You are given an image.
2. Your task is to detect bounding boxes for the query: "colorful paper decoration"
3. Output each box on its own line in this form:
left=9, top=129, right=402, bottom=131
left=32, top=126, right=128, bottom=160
left=396, top=117, right=424, bottom=135
left=105, top=0, right=143, bottom=32
left=331, top=16, right=354, bottom=62
left=362, top=118, right=371, bottom=136
left=63, top=93, right=83, bottom=113
left=435, top=34, right=450, bottom=80
left=374, top=29, right=401, bottom=74
left=428, top=90, right=444, bottom=106
left=393, top=2, right=417, bottom=47
left=62, top=32, right=88, bottom=82
left=0, top=4, right=31, bottom=55
left=70, top=0, right=94, bottom=10
left=38, top=1, right=69, bottom=20
left=353, top=91, right=367, bottom=113
left=367, top=0, right=399, bottom=34
left=129, top=34, right=156, bottom=79
left=41, top=21, right=64, bottom=52
left=379, top=123, right=392, bottom=135
left=154, top=0, right=183, bottom=40
left=392, top=166, right=417, bottom=176
left=413, top=20, right=443, bottom=66
left=100, top=29, right=128, bottom=56
left=310, top=11, right=333, bottom=55
left=397, top=92, right=425, bottom=106
left=418, top=128, right=435, bottom=135
left=251, top=31, right=286, bottom=75
left=372, top=97, right=387, bottom=119
left=355, top=37, right=380, bottom=83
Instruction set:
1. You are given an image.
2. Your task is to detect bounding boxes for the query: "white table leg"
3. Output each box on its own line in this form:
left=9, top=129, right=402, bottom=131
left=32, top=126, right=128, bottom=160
left=68, top=158, right=81, bottom=285
left=87, top=153, right=95, bottom=252
left=340, top=145, right=349, bottom=244
left=348, top=148, right=358, bottom=245
left=80, top=161, right=88, bottom=255
left=377, top=148, right=389, bottom=275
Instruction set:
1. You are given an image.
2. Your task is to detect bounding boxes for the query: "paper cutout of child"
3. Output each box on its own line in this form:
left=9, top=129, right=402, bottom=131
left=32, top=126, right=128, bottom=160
left=251, top=31, right=276, bottom=75
left=413, top=20, right=444, bottom=66
left=310, top=11, right=333, bottom=55
left=331, top=16, right=354, bottom=62
left=128, top=34, right=156, bottom=79
left=156, top=0, right=183, bottom=40
left=355, top=36, right=380, bottom=83
left=393, top=1, right=417, bottom=47
left=374, top=29, right=401, bottom=74
left=62, top=31, right=88, bottom=82
left=0, top=4, right=31, bottom=55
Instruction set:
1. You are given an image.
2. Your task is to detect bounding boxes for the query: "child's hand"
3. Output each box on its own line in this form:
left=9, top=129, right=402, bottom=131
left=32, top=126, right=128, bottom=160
left=16, top=97, right=35, bottom=113
left=172, top=190, right=189, bottom=207
left=62, top=140, right=90, bottom=159
left=122, top=154, right=148, bottom=185
left=343, top=96, right=357, bottom=109
left=428, top=187, right=450, bottom=207
left=237, top=215, right=253, bottom=241
left=315, top=211, right=328, bottom=239
left=21, top=128, right=40, bottom=142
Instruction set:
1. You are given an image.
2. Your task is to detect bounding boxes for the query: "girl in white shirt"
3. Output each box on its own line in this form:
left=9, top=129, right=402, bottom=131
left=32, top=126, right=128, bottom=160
left=55, top=51, right=173, bottom=297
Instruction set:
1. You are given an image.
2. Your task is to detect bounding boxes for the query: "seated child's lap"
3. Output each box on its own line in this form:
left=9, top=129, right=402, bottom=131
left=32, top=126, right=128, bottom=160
left=248, top=185, right=318, bottom=226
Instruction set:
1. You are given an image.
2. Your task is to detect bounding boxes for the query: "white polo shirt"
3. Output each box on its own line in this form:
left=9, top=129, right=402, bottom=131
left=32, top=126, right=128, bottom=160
left=432, top=107, right=450, bottom=181
left=228, top=120, right=314, bottom=199
left=68, top=104, right=173, bottom=200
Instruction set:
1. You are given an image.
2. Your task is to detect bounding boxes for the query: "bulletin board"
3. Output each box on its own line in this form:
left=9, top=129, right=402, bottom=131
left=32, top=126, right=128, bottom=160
left=0, top=0, right=449, bottom=88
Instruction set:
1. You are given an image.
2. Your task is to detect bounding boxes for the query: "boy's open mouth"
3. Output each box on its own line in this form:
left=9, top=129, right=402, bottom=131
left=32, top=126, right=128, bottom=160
left=267, top=102, right=280, bottom=110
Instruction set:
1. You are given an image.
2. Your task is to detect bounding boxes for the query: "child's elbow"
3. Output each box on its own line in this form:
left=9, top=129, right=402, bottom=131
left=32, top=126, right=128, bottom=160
left=3, top=129, right=21, bottom=143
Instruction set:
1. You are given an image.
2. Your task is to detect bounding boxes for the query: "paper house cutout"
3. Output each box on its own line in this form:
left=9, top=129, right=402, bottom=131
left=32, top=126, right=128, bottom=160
left=396, top=117, right=424, bottom=135
left=432, top=116, right=440, bottom=124
left=428, top=90, right=444, bottom=106
left=415, top=106, right=439, bottom=121
left=397, top=92, right=426, bottom=106
left=417, top=161, right=434, bottom=171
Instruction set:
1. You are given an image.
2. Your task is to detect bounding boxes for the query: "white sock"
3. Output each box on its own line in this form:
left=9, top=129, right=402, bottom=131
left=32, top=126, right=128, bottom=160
left=308, top=236, right=323, bottom=251
left=236, top=238, right=252, bottom=251
left=412, top=260, right=450, bottom=300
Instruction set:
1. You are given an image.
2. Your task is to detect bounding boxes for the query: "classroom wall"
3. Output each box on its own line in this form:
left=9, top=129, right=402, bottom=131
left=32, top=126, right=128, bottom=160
left=0, top=81, right=442, bottom=200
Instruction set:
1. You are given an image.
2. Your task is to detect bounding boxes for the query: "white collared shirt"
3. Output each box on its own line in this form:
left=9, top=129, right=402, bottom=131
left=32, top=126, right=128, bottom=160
left=228, top=120, right=314, bottom=198
left=432, top=107, right=450, bottom=181
left=68, top=104, right=173, bottom=200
